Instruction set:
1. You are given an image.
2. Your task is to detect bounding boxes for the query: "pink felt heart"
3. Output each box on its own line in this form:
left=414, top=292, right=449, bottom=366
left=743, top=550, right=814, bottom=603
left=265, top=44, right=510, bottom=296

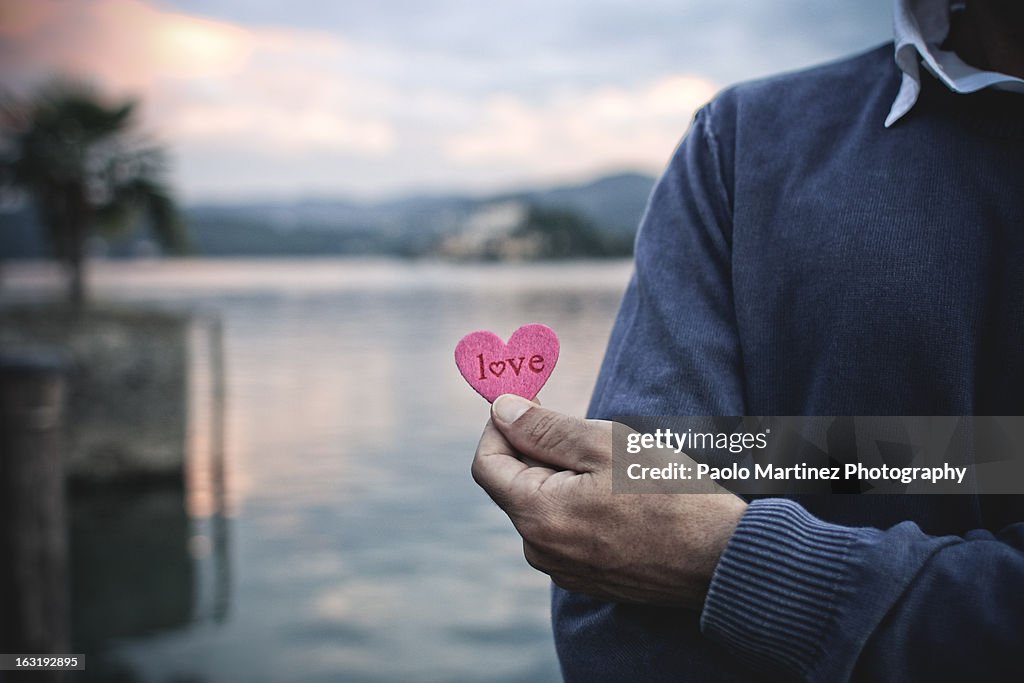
left=454, top=324, right=559, bottom=402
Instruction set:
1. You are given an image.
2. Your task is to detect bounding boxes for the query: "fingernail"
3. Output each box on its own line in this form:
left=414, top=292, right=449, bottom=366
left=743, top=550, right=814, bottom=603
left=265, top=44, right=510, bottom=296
left=493, top=394, right=532, bottom=423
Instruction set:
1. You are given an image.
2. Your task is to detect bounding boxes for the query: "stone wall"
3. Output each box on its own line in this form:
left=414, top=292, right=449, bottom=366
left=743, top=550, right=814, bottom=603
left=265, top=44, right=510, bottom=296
left=0, top=306, right=189, bottom=485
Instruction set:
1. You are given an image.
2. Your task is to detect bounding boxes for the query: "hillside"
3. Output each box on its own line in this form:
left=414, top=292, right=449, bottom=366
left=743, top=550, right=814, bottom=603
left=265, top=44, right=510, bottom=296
left=0, top=172, right=656, bottom=260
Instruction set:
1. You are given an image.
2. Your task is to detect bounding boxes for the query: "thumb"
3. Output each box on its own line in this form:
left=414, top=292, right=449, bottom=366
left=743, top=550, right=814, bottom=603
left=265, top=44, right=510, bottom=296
left=490, top=394, right=609, bottom=473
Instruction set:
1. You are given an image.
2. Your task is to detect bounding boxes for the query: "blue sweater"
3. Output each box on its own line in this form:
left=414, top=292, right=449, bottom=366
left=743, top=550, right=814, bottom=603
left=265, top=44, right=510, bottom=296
left=559, top=44, right=1024, bottom=681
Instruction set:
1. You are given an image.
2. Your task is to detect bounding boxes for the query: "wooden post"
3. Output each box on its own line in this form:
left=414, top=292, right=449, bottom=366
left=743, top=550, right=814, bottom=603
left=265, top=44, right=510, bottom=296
left=0, top=352, right=69, bottom=679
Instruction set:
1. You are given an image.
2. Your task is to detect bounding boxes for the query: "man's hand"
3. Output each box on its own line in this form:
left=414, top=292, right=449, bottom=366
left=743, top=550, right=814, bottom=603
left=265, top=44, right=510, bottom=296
left=472, top=393, right=748, bottom=610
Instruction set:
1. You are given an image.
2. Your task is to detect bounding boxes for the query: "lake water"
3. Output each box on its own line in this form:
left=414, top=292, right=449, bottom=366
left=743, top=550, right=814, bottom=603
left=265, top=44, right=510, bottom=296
left=1, top=258, right=633, bottom=683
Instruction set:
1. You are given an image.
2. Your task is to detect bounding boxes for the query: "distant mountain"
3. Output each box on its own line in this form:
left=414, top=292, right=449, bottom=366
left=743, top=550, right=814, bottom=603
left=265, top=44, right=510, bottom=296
left=511, top=172, right=657, bottom=238
left=0, top=171, right=656, bottom=259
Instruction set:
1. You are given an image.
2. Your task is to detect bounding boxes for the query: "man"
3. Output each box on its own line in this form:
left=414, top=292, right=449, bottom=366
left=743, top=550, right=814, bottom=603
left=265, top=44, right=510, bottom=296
left=472, top=0, right=1024, bottom=680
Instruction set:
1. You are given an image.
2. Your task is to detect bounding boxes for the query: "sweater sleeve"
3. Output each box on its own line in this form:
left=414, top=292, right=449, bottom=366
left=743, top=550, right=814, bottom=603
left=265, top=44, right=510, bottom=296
left=587, top=101, right=745, bottom=420
left=701, top=498, right=1024, bottom=681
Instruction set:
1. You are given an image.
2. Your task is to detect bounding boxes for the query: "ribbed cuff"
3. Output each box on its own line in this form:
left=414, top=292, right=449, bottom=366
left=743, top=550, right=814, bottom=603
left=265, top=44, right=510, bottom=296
left=700, top=498, right=871, bottom=679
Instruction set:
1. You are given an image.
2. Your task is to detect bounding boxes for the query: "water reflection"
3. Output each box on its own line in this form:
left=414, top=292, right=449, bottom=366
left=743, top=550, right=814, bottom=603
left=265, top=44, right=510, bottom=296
left=70, top=487, right=193, bottom=676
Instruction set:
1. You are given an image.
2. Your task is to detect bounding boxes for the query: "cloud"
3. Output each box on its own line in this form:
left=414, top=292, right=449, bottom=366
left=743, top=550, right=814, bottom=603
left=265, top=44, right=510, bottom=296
left=0, top=0, right=398, bottom=167
left=159, top=0, right=892, bottom=94
left=0, top=0, right=251, bottom=89
left=0, top=0, right=891, bottom=200
left=444, top=76, right=717, bottom=177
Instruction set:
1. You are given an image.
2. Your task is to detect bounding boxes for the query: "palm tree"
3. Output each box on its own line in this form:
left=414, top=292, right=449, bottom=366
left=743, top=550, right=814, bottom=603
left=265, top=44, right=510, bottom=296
left=1, top=81, right=187, bottom=309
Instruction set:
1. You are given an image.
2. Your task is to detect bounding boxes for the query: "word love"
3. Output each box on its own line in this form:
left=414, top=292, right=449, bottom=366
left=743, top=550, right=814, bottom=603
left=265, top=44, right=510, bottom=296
left=454, top=324, right=559, bottom=403
left=476, top=353, right=546, bottom=380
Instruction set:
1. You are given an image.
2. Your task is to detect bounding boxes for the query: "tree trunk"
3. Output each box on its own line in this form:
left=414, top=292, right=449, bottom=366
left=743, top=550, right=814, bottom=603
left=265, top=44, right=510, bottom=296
left=65, top=187, right=88, bottom=313
left=67, top=246, right=85, bottom=312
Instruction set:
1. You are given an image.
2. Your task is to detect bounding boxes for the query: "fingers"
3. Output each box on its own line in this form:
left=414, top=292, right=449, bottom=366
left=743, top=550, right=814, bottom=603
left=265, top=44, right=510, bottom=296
left=472, top=419, right=557, bottom=510
left=490, top=394, right=610, bottom=473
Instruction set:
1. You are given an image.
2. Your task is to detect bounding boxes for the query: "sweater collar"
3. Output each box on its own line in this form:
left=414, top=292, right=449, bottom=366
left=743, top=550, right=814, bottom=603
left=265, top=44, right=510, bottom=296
left=886, top=0, right=1024, bottom=127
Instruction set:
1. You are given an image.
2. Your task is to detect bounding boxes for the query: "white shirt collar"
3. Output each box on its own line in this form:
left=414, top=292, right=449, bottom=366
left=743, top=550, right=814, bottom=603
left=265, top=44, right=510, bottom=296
left=886, top=0, right=1024, bottom=127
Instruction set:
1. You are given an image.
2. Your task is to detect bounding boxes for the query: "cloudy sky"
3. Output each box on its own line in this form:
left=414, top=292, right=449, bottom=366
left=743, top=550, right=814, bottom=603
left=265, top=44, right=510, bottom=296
left=1, top=0, right=891, bottom=202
